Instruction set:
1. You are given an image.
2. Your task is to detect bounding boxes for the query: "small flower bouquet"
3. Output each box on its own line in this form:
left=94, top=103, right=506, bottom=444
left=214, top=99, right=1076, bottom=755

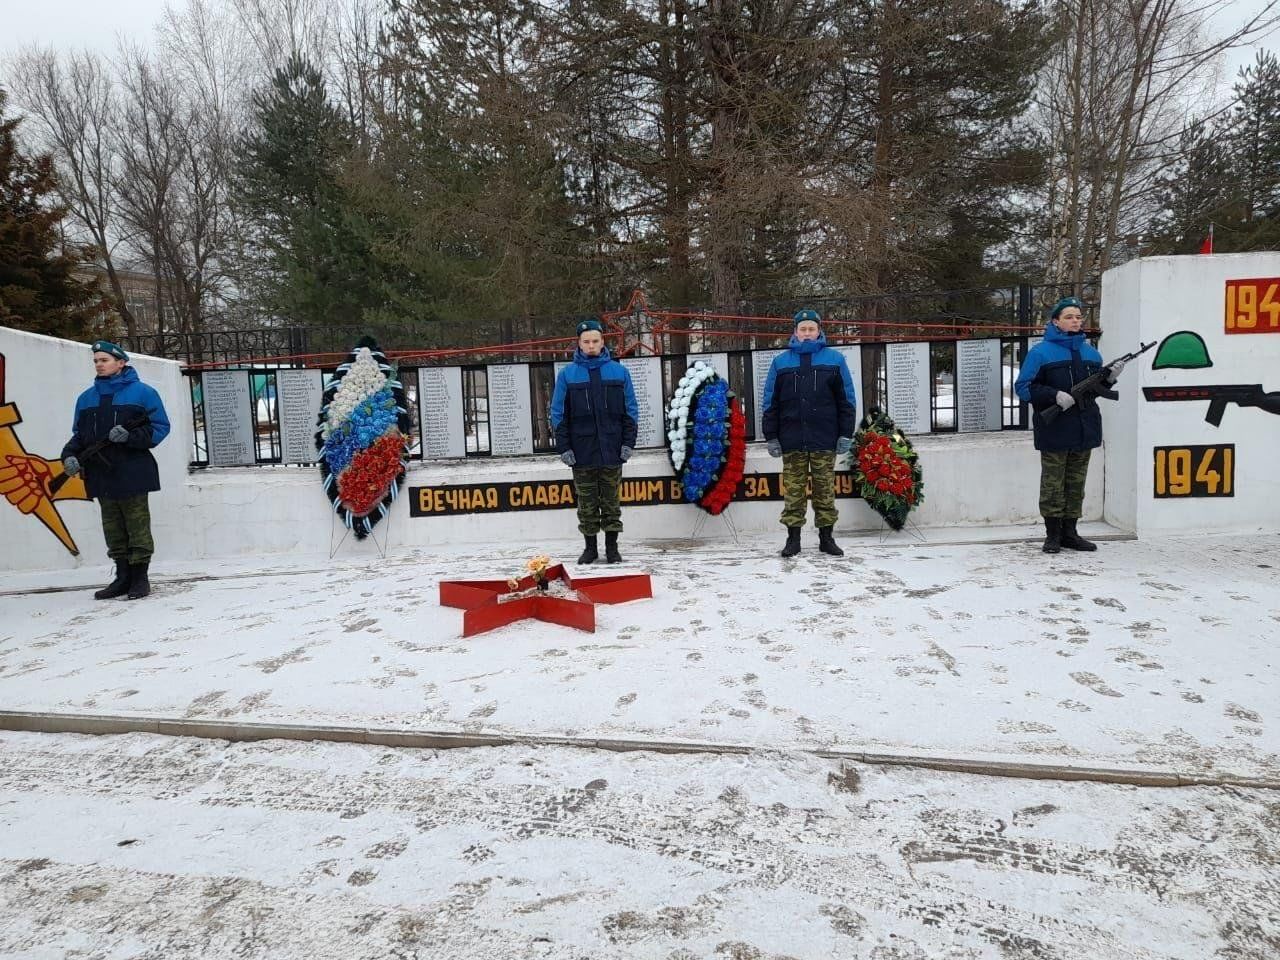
left=853, top=408, right=924, bottom=531
left=515, top=554, right=552, bottom=590
left=502, top=554, right=573, bottom=601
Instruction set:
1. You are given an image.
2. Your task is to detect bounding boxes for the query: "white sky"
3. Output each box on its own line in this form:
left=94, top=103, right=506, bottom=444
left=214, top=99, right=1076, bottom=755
left=1, top=0, right=171, bottom=61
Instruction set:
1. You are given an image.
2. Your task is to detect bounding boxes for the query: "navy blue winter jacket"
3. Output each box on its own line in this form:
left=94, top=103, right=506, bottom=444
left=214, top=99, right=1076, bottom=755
left=62, top=366, right=171, bottom=500
left=1015, top=323, right=1104, bottom=452
left=550, top=347, right=638, bottom=467
left=761, top=333, right=857, bottom=453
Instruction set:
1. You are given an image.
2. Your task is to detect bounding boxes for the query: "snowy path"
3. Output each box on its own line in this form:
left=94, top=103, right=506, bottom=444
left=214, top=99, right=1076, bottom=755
left=1, top=534, right=1277, bottom=779
left=0, top=730, right=1276, bottom=959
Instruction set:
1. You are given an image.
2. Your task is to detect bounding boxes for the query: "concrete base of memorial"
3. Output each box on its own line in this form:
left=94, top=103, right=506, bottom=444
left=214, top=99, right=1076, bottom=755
left=170, top=433, right=1103, bottom=564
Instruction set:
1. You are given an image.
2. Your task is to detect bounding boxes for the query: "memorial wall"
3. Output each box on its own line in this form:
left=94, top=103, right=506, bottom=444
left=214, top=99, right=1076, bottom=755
left=190, top=344, right=1006, bottom=469
left=0, top=324, right=1096, bottom=573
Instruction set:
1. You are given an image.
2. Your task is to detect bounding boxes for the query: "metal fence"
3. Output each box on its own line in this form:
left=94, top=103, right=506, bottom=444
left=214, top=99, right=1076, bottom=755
left=156, top=281, right=1103, bottom=467
left=182, top=337, right=1047, bottom=469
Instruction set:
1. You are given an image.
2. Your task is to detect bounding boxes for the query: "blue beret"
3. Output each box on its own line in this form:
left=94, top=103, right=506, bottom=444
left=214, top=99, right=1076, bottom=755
left=793, top=309, right=822, bottom=328
left=576, top=318, right=604, bottom=336
left=1050, top=297, right=1084, bottom=319
left=91, top=340, right=128, bottom=361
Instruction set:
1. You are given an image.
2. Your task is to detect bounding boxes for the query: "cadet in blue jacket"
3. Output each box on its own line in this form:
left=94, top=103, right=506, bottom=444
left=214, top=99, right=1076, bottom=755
left=550, top=318, right=638, bottom=564
left=1015, top=297, right=1123, bottom=554
left=762, top=309, right=857, bottom=558
left=61, top=341, right=171, bottom=599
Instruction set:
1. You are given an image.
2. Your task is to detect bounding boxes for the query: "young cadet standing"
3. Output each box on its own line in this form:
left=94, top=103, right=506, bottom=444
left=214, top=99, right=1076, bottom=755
left=550, top=318, right=638, bottom=565
left=762, top=309, right=857, bottom=558
left=1015, top=296, right=1121, bottom=554
left=61, top=340, right=171, bottom=599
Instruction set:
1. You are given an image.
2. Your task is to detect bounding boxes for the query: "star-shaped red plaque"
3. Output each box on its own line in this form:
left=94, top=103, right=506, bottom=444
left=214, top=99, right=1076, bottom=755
left=439, top=563, right=652, bottom=637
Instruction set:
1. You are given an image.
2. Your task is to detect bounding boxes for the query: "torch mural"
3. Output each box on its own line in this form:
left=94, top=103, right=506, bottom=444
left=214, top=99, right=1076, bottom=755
left=0, top=352, right=91, bottom=555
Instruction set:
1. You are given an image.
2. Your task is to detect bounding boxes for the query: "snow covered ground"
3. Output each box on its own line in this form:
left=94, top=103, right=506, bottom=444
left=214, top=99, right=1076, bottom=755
left=1, top=730, right=1276, bottom=959
left=1, top=530, right=1276, bottom=780
left=2, top=529, right=1278, bottom=957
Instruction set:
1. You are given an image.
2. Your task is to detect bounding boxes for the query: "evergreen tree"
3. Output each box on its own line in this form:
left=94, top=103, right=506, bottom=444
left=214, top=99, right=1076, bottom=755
left=234, top=54, right=378, bottom=327
left=0, top=88, right=107, bottom=339
left=1224, top=50, right=1280, bottom=250
left=839, top=0, right=1052, bottom=293
left=366, top=0, right=593, bottom=345
left=1145, top=121, right=1236, bottom=255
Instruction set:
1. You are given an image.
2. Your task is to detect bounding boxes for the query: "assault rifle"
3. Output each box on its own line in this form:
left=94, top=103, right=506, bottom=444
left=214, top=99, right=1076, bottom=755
left=48, top=413, right=150, bottom=496
left=1038, top=341, right=1156, bottom=427
left=1142, top=384, right=1280, bottom=426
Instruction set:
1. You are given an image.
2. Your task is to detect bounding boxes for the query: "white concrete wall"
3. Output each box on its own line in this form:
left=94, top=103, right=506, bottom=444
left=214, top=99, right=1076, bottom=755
left=0, top=326, right=192, bottom=574
left=1101, top=252, right=1280, bottom=536
left=1, top=324, right=1100, bottom=573
left=176, top=433, right=1100, bottom=562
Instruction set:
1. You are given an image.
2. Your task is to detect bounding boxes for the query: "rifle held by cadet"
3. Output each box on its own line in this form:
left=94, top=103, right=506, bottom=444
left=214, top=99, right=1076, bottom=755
left=1039, top=341, right=1156, bottom=426
left=48, top=413, right=151, bottom=496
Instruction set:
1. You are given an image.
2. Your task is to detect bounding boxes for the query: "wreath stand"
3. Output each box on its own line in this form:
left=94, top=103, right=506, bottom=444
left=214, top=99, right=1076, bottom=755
left=877, top=516, right=927, bottom=544
left=329, top=508, right=393, bottom=560
left=688, top=503, right=742, bottom=545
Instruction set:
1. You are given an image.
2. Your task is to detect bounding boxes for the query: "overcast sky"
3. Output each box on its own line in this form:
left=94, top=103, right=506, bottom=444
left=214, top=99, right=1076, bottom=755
left=2, top=0, right=1277, bottom=95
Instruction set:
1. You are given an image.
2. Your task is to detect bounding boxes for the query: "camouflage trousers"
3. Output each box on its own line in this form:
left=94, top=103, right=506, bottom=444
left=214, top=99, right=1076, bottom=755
left=572, top=466, right=623, bottom=536
left=780, top=450, right=838, bottom=528
left=99, top=494, right=154, bottom=564
left=1039, top=449, right=1092, bottom=520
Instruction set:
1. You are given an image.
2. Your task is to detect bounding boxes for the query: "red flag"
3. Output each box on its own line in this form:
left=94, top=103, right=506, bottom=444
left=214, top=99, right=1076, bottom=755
left=1199, top=225, right=1214, bottom=254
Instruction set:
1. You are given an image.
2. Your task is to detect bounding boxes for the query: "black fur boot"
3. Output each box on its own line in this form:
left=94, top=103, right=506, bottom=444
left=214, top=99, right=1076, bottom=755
left=126, top=561, right=151, bottom=600
left=94, top=560, right=131, bottom=600
left=1042, top=518, right=1062, bottom=554
left=780, top=526, right=802, bottom=558
left=1059, top=518, right=1097, bottom=551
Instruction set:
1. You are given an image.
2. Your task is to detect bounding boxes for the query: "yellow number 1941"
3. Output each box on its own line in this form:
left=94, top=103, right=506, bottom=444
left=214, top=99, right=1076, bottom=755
left=1153, top=445, right=1234, bottom=498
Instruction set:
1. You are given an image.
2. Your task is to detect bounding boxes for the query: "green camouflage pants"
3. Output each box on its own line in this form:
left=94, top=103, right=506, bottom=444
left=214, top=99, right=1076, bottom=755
left=780, top=450, right=838, bottom=528
left=1039, top=449, right=1092, bottom=519
left=99, top=494, right=154, bottom=564
left=572, top=466, right=623, bottom=536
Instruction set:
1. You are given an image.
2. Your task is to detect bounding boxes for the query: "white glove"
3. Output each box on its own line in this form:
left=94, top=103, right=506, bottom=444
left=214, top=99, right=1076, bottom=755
left=1055, top=391, right=1076, bottom=411
left=1106, top=358, right=1126, bottom=384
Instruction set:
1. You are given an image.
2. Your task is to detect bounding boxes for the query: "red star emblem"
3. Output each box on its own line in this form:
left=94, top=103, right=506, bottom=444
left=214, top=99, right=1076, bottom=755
left=439, top=564, right=652, bottom=637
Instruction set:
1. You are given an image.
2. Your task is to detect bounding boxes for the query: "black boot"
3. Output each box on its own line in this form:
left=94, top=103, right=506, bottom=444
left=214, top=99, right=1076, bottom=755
left=1042, top=517, right=1062, bottom=554
left=94, top=560, right=131, bottom=600
left=1059, top=518, right=1097, bottom=552
left=578, top=535, right=599, bottom=565
left=604, top=531, right=622, bottom=564
left=818, top=525, right=844, bottom=557
left=780, top=526, right=802, bottom=558
left=126, top=561, right=151, bottom=600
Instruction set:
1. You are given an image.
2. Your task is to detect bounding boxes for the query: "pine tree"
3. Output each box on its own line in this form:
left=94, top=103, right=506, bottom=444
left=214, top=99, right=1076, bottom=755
left=366, top=0, right=593, bottom=344
left=1145, top=122, right=1236, bottom=255
left=0, top=87, right=107, bottom=339
left=843, top=0, right=1052, bottom=293
left=234, top=55, right=378, bottom=328
left=1225, top=50, right=1280, bottom=250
